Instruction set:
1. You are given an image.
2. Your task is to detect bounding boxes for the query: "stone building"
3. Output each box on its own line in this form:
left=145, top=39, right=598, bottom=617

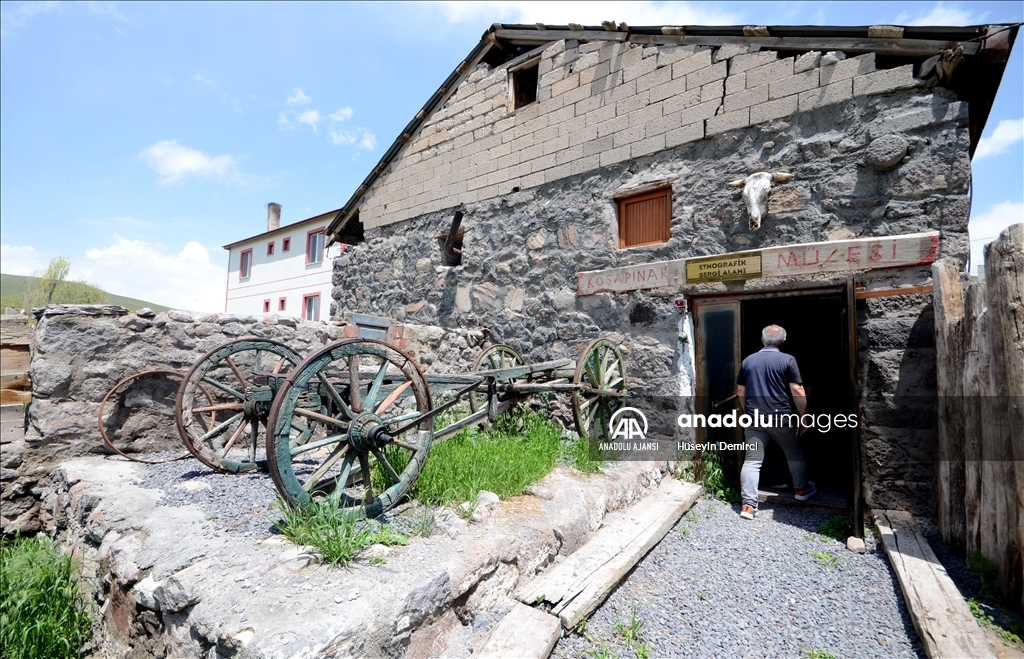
left=322, top=23, right=1018, bottom=520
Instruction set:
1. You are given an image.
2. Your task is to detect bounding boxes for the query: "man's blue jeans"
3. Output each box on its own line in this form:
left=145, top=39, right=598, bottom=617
left=740, top=426, right=807, bottom=508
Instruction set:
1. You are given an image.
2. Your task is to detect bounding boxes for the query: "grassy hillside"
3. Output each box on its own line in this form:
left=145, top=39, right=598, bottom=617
left=0, top=273, right=171, bottom=313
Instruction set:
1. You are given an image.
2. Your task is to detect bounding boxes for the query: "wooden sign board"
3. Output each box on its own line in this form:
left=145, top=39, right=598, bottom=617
left=684, top=253, right=761, bottom=283
left=577, top=231, right=939, bottom=296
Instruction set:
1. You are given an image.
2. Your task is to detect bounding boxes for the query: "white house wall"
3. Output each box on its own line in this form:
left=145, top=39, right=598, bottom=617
left=224, top=223, right=338, bottom=317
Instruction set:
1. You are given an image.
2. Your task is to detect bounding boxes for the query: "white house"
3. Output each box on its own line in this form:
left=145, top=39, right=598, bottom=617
left=222, top=204, right=343, bottom=320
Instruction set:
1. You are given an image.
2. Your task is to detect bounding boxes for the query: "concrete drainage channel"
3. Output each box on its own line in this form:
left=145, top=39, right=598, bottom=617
left=54, top=456, right=698, bottom=658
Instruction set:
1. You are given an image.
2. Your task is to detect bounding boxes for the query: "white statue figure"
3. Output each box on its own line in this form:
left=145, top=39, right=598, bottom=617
left=727, top=171, right=795, bottom=230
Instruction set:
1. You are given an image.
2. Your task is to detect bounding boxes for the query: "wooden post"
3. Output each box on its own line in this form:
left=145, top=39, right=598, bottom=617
left=931, top=259, right=965, bottom=553
left=961, top=282, right=987, bottom=560
left=984, top=223, right=1024, bottom=609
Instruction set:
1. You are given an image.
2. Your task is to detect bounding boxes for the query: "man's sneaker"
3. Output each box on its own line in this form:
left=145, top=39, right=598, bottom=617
left=740, top=505, right=756, bottom=520
left=795, top=481, right=817, bottom=501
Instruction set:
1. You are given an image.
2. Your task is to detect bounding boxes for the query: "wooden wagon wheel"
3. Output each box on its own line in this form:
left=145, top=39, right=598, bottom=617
left=571, top=338, right=627, bottom=441
left=468, top=344, right=526, bottom=414
left=266, top=338, right=433, bottom=518
left=98, top=370, right=193, bottom=464
left=176, top=339, right=301, bottom=474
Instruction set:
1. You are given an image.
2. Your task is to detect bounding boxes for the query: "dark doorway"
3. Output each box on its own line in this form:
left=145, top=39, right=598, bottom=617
left=694, top=289, right=854, bottom=508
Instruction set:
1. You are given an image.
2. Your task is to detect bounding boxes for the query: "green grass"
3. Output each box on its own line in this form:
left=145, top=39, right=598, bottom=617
left=817, top=516, right=853, bottom=543
left=271, top=490, right=408, bottom=566
left=372, top=411, right=562, bottom=506
left=696, top=449, right=740, bottom=503
left=0, top=272, right=170, bottom=312
left=810, top=550, right=839, bottom=567
left=802, top=649, right=836, bottom=659
left=0, top=535, right=92, bottom=659
left=565, top=433, right=605, bottom=473
left=966, top=552, right=1024, bottom=646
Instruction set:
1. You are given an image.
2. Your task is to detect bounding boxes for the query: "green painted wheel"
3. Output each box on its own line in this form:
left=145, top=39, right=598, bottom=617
left=468, top=344, right=526, bottom=414
left=571, top=338, right=627, bottom=441
left=266, top=338, right=433, bottom=518
left=176, top=339, right=301, bottom=474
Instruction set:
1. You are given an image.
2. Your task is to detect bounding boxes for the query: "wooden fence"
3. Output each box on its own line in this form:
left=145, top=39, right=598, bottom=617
left=934, top=222, right=1024, bottom=611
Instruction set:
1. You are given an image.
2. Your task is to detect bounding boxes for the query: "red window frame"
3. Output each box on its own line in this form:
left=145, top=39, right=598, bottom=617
left=306, top=227, right=326, bottom=265
left=239, top=249, right=253, bottom=278
left=303, top=293, right=321, bottom=321
left=267, top=241, right=275, bottom=256
left=282, top=237, right=291, bottom=252
left=278, top=297, right=287, bottom=312
left=263, top=299, right=271, bottom=313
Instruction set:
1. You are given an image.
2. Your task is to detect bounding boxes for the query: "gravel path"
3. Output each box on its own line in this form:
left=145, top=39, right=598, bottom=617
left=553, top=498, right=923, bottom=659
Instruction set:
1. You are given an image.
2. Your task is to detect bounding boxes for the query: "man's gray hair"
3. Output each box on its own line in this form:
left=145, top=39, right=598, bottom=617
left=762, top=325, right=787, bottom=347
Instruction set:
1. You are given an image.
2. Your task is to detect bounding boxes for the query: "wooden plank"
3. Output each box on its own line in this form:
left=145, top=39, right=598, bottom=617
left=0, top=346, right=30, bottom=375
left=518, top=480, right=701, bottom=629
left=855, top=284, right=933, bottom=299
left=0, top=317, right=31, bottom=346
left=961, top=282, right=986, bottom=560
left=476, top=603, right=560, bottom=659
left=0, top=389, right=31, bottom=404
left=577, top=261, right=679, bottom=295
left=872, top=509, right=994, bottom=659
left=0, top=373, right=30, bottom=390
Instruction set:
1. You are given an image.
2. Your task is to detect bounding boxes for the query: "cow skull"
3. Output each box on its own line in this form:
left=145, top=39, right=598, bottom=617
left=727, top=171, right=795, bottom=230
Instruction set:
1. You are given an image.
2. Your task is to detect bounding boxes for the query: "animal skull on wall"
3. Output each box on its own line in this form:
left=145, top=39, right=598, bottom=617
left=727, top=171, right=795, bottom=230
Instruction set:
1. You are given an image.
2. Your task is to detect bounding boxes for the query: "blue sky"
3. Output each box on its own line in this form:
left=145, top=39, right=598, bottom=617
left=1, top=1, right=1021, bottom=311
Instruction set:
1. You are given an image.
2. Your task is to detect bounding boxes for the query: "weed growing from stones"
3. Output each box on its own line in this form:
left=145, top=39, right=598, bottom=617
left=0, top=534, right=92, bottom=659
left=271, top=490, right=408, bottom=566
left=696, top=449, right=740, bottom=503
left=409, top=506, right=436, bottom=537
left=802, top=649, right=836, bottom=659
left=965, top=552, right=1024, bottom=648
left=612, top=605, right=645, bottom=648
left=810, top=551, right=839, bottom=567
left=817, top=516, right=853, bottom=543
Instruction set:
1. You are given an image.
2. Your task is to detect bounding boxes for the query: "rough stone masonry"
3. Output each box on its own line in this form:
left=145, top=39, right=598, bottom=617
left=333, top=37, right=975, bottom=515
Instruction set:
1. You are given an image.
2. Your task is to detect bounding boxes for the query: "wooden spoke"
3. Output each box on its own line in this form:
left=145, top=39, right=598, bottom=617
left=192, top=403, right=245, bottom=413
left=331, top=451, right=357, bottom=493
left=225, top=356, right=249, bottom=389
left=371, top=448, right=401, bottom=484
left=293, top=407, right=350, bottom=428
left=290, top=432, right=347, bottom=457
left=390, top=438, right=420, bottom=451
left=303, top=443, right=349, bottom=492
left=379, top=411, right=422, bottom=426
left=201, top=377, right=245, bottom=400
left=348, top=355, right=363, bottom=413
left=272, top=356, right=287, bottom=375
left=201, top=412, right=244, bottom=441
left=358, top=451, right=374, bottom=503
left=375, top=380, right=412, bottom=415
left=219, top=420, right=248, bottom=458
left=364, top=358, right=389, bottom=410
left=317, top=371, right=353, bottom=419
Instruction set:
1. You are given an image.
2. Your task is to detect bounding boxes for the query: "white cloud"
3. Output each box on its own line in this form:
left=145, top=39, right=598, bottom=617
left=969, top=201, right=1024, bottom=273
left=894, top=2, right=986, bottom=26
left=297, top=109, right=322, bottom=131
left=329, top=127, right=377, bottom=150
left=360, top=131, right=377, bottom=151
left=436, top=1, right=742, bottom=26
left=139, top=140, right=238, bottom=185
left=277, top=112, right=293, bottom=130
left=974, top=118, right=1023, bottom=161
left=1, top=1, right=58, bottom=36
left=81, top=235, right=227, bottom=312
left=286, top=88, right=312, bottom=105
left=0, top=244, right=50, bottom=276
left=192, top=73, right=214, bottom=87
left=330, top=107, right=353, bottom=122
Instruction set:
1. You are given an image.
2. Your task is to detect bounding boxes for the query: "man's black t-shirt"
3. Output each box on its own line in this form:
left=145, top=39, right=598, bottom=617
left=736, top=347, right=802, bottom=415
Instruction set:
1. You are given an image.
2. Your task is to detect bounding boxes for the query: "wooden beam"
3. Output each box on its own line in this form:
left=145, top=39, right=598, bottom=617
left=477, top=603, right=561, bottom=659
left=855, top=284, right=934, bottom=299
left=494, top=28, right=628, bottom=43
left=872, top=509, right=995, bottom=659
left=518, top=480, right=701, bottom=630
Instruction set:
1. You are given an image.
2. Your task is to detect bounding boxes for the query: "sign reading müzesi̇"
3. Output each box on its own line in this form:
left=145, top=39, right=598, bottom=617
left=684, top=252, right=762, bottom=283
left=576, top=231, right=940, bottom=296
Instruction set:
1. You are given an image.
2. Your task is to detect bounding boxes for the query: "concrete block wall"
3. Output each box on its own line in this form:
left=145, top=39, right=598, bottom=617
left=360, top=40, right=921, bottom=229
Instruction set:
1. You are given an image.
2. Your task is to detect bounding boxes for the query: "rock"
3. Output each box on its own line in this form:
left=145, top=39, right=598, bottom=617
left=526, top=231, right=547, bottom=250
left=821, top=50, right=846, bottom=66
left=109, top=532, right=144, bottom=586
left=135, top=308, right=156, bottom=318
left=525, top=484, right=555, bottom=500
left=865, top=134, right=908, bottom=171
left=794, top=51, right=821, bottom=73
left=847, top=536, right=866, bottom=554
left=468, top=490, right=501, bottom=526
left=132, top=573, right=200, bottom=612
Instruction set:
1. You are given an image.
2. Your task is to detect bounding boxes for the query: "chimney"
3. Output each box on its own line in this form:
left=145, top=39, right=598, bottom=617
left=267, top=203, right=281, bottom=232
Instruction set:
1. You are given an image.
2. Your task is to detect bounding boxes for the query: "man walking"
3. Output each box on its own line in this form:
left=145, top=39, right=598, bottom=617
left=735, top=325, right=815, bottom=519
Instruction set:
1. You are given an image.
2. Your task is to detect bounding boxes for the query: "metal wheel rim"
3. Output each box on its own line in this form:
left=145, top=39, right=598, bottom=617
left=266, top=338, right=433, bottom=518
left=98, top=370, right=192, bottom=464
left=571, top=338, right=627, bottom=441
left=176, top=338, right=301, bottom=474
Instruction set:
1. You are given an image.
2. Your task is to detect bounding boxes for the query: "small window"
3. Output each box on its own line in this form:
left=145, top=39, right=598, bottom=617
left=263, top=299, right=271, bottom=313
left=306, top=230, right=325, bottom=264
left=239, top=249, right=253, bottom=278
left=617, top=187, right=672, bottom=249
left=303, top=294, right=320, bottom=321
left=267, top=241, right=275, bottom=256
left=511, top=61, right=539, bottom=110
left=282, top=237, right=291, bottom=252
left=278, top=297, right=287, bottom=312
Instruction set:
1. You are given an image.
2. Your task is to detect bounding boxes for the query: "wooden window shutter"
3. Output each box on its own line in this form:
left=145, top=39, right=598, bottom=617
left=617, top=187, right=672, bottom=248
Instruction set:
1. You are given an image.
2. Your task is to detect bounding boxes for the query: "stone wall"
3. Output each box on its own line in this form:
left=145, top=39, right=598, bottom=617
left=2, top=305, right=480, bottom=534
left=361, top=38, right=950, bottom=229
left=334, top=57, right=971, bottom=514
